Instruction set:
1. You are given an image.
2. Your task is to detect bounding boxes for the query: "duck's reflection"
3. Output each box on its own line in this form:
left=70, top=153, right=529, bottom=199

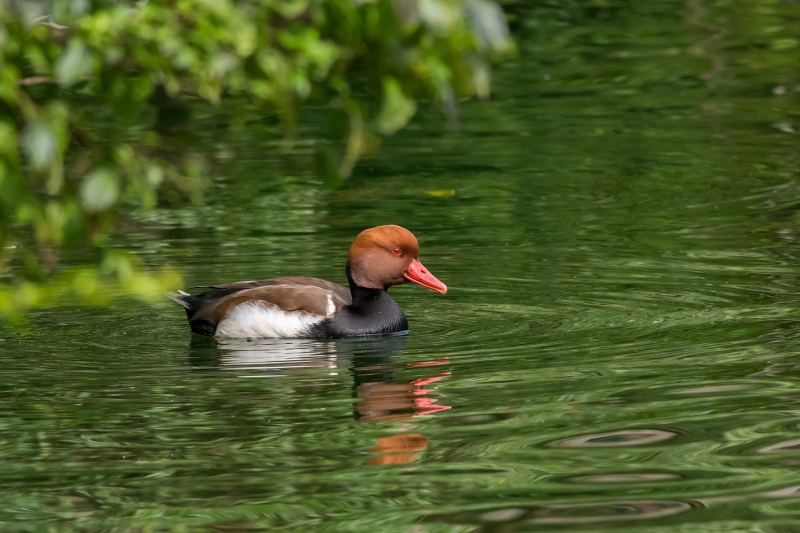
left=350, top=336, right=450, bottom=422
left=188, top=334, right=450, bottom=464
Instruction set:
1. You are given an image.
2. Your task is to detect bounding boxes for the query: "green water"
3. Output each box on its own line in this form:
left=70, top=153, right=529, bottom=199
left=5, top=1, right=800, bottom=531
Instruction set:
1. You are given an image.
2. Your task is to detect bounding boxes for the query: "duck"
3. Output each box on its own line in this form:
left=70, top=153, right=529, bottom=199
left=169, top=225, right=447, bottom=338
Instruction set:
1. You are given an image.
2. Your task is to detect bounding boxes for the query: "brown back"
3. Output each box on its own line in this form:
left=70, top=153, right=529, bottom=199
left=191, top=277, right=351, bottom=325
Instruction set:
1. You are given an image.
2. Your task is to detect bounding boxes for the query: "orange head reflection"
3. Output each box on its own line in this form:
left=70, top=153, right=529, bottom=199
left=368, top=433, right=429, bottom=465
left=355, top=357, right=450, bottom=465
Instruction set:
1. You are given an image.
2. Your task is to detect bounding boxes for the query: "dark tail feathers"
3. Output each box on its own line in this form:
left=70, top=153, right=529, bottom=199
left=167, top=290, right=201, bottom=319
left=167, top=286, right=244, bottom=320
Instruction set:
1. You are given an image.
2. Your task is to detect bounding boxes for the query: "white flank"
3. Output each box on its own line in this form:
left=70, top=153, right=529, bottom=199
left=326, top=294, right=335, bottom=317
left=215, top=301, right=323, bottom=339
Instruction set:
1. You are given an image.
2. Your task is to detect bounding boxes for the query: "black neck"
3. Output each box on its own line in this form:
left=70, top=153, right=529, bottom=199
left=346, top=263, right=385, bottom=308
left=321, top=263, right=408, bottom=336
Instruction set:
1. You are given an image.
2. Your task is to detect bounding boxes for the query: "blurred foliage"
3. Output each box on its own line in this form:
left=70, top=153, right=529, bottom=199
left=0, top=0, right=510, bottom=318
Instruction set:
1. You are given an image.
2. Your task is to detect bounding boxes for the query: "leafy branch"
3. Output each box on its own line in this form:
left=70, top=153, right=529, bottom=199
left=0, top=0, right=510, bottom=318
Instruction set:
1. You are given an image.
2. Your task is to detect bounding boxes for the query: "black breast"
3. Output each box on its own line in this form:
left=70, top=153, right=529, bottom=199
left=318, top=289, right=408, bottom=337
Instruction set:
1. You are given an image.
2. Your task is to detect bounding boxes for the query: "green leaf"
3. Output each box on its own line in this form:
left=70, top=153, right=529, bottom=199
left=375, top=77, right=416, bottom=135
left=146, top=165, right=164, bottom=188
left=54, top=41, right=93, bottom=86
left=80, top=168, right=119, bottom=213
left=0, top=122, right=17, bottom=158
left=466, top=0, right=511, bottom=53
left=418, top=0, right=456, bottom=32
left=22, top=122, right=56, bottom=172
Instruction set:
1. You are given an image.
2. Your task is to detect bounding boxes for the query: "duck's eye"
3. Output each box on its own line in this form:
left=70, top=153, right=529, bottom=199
left=393, top=248, right=402, bottom=255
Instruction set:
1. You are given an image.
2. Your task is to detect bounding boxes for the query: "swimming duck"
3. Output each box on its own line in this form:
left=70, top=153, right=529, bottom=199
left=169, top=225, right=447, bottom=338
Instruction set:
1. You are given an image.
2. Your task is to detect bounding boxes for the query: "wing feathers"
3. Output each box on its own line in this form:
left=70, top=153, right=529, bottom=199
left=169, top=277, right=351, bottom=336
